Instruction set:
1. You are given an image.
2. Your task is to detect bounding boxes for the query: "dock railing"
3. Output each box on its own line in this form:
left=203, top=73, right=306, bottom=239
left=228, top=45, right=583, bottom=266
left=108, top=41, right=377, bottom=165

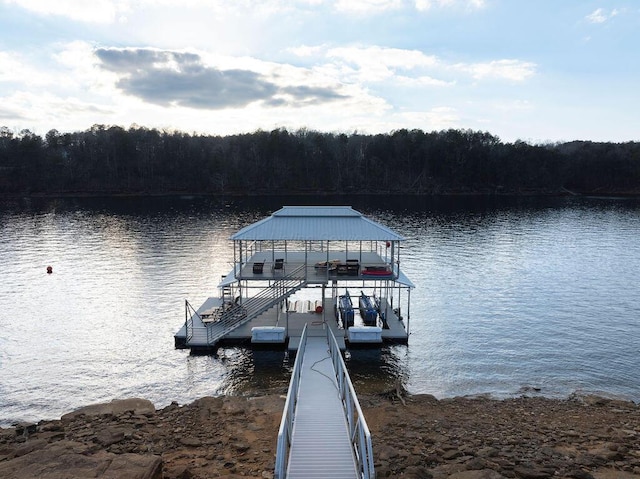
left=184, top=299, right=200, bottom=343
left=206, top=265, right=307, bottom=346
left=327, top=326, right=376, bottom=479
left=274, top=323, right=309, bottom=479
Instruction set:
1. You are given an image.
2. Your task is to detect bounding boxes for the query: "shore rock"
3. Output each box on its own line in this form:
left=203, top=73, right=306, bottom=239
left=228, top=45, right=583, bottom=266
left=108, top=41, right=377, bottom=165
left=1, top=394, right=638, bottom=478
left=60, top=398, right=156, bottom=420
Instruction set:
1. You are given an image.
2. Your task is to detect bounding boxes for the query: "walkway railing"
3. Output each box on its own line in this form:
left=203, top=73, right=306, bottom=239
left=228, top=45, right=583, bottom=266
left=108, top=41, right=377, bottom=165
left=327, top=327, right=375, bottom=479
left=274, top=323, right=375, bottom=479
left=274, top=324, right=309, bottom=479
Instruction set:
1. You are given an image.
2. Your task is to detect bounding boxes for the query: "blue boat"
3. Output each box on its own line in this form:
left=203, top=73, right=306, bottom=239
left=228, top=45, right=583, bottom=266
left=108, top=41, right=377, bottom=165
left=338, top=290, right=354, bottom=328
left=359, top=291, right=378, bottom=326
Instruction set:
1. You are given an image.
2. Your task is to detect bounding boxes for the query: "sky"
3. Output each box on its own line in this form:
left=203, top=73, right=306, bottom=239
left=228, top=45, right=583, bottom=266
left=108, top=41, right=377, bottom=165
left=0, top=0, right=638, bottom=144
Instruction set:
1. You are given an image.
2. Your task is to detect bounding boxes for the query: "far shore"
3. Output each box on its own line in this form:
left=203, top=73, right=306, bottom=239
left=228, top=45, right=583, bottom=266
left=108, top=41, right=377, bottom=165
left=3, top=188, right=640, bottom=200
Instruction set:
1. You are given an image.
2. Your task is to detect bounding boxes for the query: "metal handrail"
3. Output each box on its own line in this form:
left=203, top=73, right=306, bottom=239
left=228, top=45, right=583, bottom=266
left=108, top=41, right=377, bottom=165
left=206, top=265, right=307, bottom=345
left=184, top=299, right=200, bottom=342
left=274, top=324, right=309, bottom=479
left=327, top=327, right=376, bottom=479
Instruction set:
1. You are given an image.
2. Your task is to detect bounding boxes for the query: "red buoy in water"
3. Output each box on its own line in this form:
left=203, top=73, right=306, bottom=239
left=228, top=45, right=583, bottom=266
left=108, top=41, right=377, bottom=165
left=46, top=266, right=53, bottom=274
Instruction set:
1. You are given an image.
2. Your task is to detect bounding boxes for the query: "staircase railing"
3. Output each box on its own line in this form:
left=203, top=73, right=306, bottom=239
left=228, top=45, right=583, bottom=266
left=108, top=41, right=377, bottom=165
left=327, top=327, right=376, bottom=479
left=206, top=265, right=307, bottom=346
left=274, top=324, right=308, bottom=479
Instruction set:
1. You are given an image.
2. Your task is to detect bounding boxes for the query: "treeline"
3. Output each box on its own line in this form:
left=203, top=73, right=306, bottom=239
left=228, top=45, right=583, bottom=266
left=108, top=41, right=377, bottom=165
left=1, top=125, right=639, bottom=196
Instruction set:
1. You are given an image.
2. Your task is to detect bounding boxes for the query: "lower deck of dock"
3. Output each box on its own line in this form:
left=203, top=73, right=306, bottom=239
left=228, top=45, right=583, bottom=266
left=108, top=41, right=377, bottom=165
left=174, top=296, right=408, bottom=351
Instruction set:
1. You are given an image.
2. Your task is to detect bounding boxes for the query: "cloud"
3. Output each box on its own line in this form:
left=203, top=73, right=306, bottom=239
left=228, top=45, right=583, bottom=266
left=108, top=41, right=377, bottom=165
left=415, top=0, right=486, bottom=12
left=4, top=0, right=488, bottom=25
left=461, top=59, right=536, bottom=81
left=94, top=48, right=349, bottom=109
left=585, top=8, right=619, bottom=24
left=325, top=46, right=440, bottom=82
left=333, top=0, right=403, bottom=13
left=0, top=90, right=112, bottom=128
left=328, top=46, right=438, bottom=70
left=0, top=52, right=28, bottom=83
left=4, top=0, right=130, bottom=23
left=0, top=106, right=27, bottom=120
left=298, top=44, right=530, bottom=86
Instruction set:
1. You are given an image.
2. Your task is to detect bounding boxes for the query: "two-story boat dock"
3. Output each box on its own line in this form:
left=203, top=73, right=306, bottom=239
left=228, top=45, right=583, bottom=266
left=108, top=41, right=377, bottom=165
left=174, top=206, right=414, bottom=352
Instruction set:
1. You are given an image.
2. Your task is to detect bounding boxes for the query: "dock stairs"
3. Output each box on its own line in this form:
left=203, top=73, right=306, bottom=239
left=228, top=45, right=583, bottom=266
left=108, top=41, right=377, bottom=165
left=275, top=322, right=375, bottom=479
left=185, top=266, right=307, bottom=347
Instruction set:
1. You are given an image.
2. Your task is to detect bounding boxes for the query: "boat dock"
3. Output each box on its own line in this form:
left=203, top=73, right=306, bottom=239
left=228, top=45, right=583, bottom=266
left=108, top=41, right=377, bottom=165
left=175, top=206, right=414, bottom=352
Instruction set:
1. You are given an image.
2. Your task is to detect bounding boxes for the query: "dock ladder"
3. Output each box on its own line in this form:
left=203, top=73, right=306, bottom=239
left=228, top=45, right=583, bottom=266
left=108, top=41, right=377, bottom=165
left=275, top=323, right=375, bottom=479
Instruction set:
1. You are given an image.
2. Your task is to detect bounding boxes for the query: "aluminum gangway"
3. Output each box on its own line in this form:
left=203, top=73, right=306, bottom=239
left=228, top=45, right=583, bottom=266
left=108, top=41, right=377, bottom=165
left=275, top=323, right=375, bottom=479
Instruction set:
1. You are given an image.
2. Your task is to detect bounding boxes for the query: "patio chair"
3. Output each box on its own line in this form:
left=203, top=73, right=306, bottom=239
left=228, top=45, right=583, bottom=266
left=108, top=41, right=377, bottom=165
left=252, top=261, right=265, bottom=274
left=272, top=258, right=285, bottom=273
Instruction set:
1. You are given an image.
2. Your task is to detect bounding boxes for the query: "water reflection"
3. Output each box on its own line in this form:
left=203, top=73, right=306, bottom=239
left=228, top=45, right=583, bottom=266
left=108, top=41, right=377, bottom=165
left=215, top=348, right=292, bottom=396
left=345, top=346, right=410, bottom=395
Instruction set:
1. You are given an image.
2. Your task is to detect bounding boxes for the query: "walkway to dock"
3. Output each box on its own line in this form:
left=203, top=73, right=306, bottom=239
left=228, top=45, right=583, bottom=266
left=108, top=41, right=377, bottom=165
left=275, top=323, right=374, bottom=479
left=288, top=335, right=357, bottom=478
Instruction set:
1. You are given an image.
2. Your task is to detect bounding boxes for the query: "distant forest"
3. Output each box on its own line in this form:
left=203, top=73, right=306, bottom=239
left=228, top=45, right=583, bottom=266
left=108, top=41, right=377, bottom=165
left=1, top=125, right=639, bottom=197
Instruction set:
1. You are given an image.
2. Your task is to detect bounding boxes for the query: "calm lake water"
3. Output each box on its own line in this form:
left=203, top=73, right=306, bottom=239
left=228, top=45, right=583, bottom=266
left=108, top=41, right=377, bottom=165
left=1, top=195, right=639, bottom=426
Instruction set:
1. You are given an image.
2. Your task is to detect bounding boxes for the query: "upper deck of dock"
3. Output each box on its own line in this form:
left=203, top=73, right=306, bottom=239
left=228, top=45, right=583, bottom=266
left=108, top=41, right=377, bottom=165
left=227, top=205, right=414, bottom=287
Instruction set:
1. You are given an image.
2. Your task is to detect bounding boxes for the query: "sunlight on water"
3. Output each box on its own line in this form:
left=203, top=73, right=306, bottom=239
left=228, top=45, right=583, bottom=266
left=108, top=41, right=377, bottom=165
left=1, top=195, right=639, bottom=426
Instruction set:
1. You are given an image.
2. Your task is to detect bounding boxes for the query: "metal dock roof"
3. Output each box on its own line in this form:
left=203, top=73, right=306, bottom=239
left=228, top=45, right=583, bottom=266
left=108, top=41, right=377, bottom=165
left=230, top=206, right=406, bottom=241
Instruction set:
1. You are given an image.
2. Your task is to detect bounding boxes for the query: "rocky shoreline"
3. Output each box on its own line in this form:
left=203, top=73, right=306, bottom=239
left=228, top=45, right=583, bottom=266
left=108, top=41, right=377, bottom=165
left=1, top=393, right=638, bottom=478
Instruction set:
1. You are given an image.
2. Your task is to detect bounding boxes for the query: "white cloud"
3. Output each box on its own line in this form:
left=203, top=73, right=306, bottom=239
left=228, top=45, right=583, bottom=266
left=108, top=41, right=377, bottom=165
left=461, top=59, right=536, bottom=82
left=415, top=0, right=486, bottom=12
left=333, top=0, right=403, bottom=13
left=5, top=0, right=131, bottom=23
left=326, top=46, right=439, bottom=82
left=291, top=44, right=533, bottom=88
left=0, top=51, right=44, bottom=84
left=288, top=44, right=329, bottom=58
left=0, top=90, right=112, bottom=127
left=329, top=46, right=438, bottom=69
left=585, top=7, right=619, bottom=24
left=397, top=75, right=453, bottom=87
left=54, top=41, right=118, bottom=92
